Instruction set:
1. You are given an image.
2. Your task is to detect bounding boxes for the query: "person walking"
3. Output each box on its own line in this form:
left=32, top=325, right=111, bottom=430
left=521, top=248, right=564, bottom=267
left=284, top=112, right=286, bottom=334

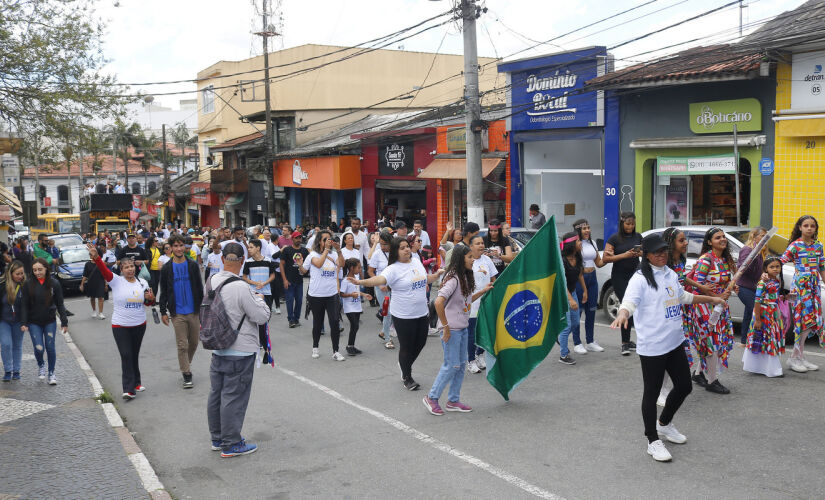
left=350, top=237, right=445, bottom=390
left=261, top=229, right=283, bottom=315
left=571, top=219, right=605, bottom=354
left=528, top=203, right=546, bottom=229
left=303, top=230, right=345, bottom=360
left=146, top=236, right=162, bottom=296
left=89, top=245, right=154, bottom=399
left=21, top=258, right=69, bottom=385
left=423, top=244, right=492, bottom=416
left=80, top=244, right=108, bottom=320
left=557, top=232, right=586, bottom=365
left=1, top=261, right=26, bottom=381
left=158, top=234, right=204, bottom=389
left=611, top=234, right=724, bottom=462
left=243, top=239, right=276, bottom=346
left=368, top=231, right=395, bottom=349
left=340, top=258, right=372, bottom=356
left=116, top=233, right=148, bottom=269
left=603, top=212, right=643, bottom=355
left=736, top=227, right=768, bottom=346
left=466, top=234, right=497, bottom=373
left=742, top=257, right=786, bottom=377
left=280, top=231, right=309, bottom=328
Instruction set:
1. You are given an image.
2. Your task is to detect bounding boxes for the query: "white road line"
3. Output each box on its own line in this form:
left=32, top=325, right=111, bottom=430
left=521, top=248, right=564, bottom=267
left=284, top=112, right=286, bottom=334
left=276, top=366, right=564, bottom=500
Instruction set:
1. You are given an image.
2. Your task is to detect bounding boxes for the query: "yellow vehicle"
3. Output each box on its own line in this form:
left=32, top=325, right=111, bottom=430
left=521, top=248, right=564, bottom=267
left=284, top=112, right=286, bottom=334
left=30, top=213, right=82, bottom=237
left=94, top=216, right=131, bottom=234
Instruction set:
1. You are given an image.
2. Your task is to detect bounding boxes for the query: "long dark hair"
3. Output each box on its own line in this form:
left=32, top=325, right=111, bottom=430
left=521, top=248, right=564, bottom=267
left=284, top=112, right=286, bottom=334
left=387, top=236, right=407, bottom=265
left=789, top=215, right=818, bottom=242
left=700, top=227, right=736, bottom=271
left=483, top=219, right=506, bottom=247
left=639, top=250, right=659, bottom=290
left=573, top=218, right=598, bottom=253
left=560, top=231, right=582, bottom=269
left=444, top=243, right=474, bottom=297
left=29, top=257, right=53, bottom=305
left=311, top=230, right=332, bottom=253
left=343, top=257, right=361, bottom=276
left=662, top=227, right=686, bottom=268
left=618, top=212, right=637, bottom=239
left=762, top=256, right=785, bottom=291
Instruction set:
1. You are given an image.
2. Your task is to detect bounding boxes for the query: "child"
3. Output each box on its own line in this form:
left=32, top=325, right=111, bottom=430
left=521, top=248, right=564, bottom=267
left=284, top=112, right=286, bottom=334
left=339, top=258, right=372, bottom=356
left=780, top=215, right=824, bottom=373
left=742, top=257, right=785, bottom=377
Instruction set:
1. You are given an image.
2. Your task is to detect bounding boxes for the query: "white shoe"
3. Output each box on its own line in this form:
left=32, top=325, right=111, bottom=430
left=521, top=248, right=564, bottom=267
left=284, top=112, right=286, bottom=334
left=332, top=352, right=346, bottom=361
left=467, top=360, right=481, bottom=373
left=656, top=394, right=667, bottom=407
left=573, top=344, right=587, bottom=355
left=656, top=421, right=686, bottom=444
left=428, top=327, right=439, bottom=336
left=586, top=342, right=604, bottom=352
left=475, top=354, right=486, bottom=370
left=647, top=440, right=672, bottom=462
left=91, top=311, right=98, bottom=318
left=788, top=358, right=808, bottom=373
left=802, top=359, right=819, bottom=371
left=48, top=374, right=57, bottom=386
left=275, top=307, right=281, bottom=315
left=311, top=348, right=320, bottom=359
left=98, top=312, right=106, bottom=320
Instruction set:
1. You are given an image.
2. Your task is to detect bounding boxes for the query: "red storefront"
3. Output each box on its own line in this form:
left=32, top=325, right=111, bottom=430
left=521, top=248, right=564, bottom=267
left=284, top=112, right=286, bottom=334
left=191, top=182, right=220, bottom=228
left=356, top=129, right=437, bottom=237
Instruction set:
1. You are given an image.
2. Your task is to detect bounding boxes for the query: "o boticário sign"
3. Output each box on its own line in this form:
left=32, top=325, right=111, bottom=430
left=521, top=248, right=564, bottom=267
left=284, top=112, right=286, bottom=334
left=689, top=98, right=761, bottom=134
left=657, top=155, right=737, bottom=176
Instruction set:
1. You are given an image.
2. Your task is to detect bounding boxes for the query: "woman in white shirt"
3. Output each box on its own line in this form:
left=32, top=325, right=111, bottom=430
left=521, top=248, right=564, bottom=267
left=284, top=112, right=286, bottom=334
left=340, top=233, right=362, bottom=270
left=368, top=232, right=395, bottom=349
left=572, top=219, right=605, bottom=354
left=351, top=237, right=444, bottom=390
left=611, top=234, right=723, bottom=463
left=303, top=230, right=345, bottom=361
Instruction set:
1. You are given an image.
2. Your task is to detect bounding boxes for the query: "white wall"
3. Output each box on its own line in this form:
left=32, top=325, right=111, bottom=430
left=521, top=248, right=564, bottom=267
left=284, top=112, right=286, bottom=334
left=18, top=173, right=163, bottom=214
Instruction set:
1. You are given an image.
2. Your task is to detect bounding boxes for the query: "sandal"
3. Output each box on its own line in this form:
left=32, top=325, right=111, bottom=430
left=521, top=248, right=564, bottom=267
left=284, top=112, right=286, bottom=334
left=378, top=332, right=386, bottom=340
left=384, top=341, right=395, bottom=349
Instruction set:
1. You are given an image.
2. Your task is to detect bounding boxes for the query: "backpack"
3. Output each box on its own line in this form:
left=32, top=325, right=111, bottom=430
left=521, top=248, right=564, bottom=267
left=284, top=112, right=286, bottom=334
left=199, top=275, right=246, bottom=350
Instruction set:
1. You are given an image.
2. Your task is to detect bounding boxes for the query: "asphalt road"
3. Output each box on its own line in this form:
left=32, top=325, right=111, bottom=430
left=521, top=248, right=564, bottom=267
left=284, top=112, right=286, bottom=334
left=64, top=294, right=825, bottom=500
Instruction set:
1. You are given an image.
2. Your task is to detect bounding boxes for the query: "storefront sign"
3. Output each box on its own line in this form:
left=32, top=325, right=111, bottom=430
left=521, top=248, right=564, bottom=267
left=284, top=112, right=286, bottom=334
left=190, top=182, right=217, bottom=205
left=657, top=155, right=737, bottom=176
left=147, top=204, right=158, bottom=216
left=379, top=143, right=415, bottom=176
left=791, top=50, right=825, bottom=110
left=689, top=98, right=761, bottom=134
left=759, top=157, right=774, bottom=176
left=44, top=197, right=51, bottom=207
left=499, top=47, right=606, bottom=131
left=445, top=127, right=489, bottom=152
left=2, top=154, right=19, bottom=185
left=275, top=156, right=361, bottom=190
left=292, top=160, right=308, bottom=185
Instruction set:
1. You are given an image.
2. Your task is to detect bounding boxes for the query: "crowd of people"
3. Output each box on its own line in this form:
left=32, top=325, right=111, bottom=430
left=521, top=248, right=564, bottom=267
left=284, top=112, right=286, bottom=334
left=1, top=209, right=822, bottom=462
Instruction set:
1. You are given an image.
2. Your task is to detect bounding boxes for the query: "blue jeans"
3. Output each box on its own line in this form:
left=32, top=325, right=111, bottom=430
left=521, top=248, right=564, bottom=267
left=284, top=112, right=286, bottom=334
left=428, top=327, right=468, bottom=403
left=573, top=271, right=598, bottom=345
left=558, top=299, right=580, bottom=357
left=738, top=286, right=756, bottom=343
left=467, top=317, right=485, bottom=361
left=284, top=280, right=303, bottom=323
left=28, top=322, right=57, bottom=374
left=374, top=287, right=392, bottom=341
left=0, top=321, right=24, bottom=373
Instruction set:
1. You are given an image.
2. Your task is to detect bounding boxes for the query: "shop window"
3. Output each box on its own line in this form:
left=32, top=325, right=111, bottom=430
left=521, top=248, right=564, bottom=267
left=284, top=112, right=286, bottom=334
left=39, top=185, right=46, bottom=200
left=57, top=185, right=69, bottom=202
left=239, top=80, right=263, bottom=102
left=148, top=181, right=157, bottom=193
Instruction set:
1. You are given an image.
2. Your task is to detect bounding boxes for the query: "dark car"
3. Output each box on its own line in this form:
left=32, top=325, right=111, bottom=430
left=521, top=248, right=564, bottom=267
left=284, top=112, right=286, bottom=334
left=54, top=245, right=90, bottom=292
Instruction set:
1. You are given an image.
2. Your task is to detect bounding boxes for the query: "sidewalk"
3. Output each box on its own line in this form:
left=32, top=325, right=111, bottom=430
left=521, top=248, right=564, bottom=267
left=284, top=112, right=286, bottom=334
left=0, top=328, right=146, bottom=499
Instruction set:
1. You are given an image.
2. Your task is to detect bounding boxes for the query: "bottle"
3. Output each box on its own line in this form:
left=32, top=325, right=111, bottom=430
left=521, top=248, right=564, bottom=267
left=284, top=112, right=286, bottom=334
left=381, top=295, right=390, bottom=317
left=708, top=303, right=723, bottom=326
left=152, top=307, right=161, bottom=324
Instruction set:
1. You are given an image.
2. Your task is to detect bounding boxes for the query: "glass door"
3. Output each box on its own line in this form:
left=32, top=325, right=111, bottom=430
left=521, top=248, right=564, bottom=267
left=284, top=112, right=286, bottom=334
left=654, top=176, right=691, bottom=228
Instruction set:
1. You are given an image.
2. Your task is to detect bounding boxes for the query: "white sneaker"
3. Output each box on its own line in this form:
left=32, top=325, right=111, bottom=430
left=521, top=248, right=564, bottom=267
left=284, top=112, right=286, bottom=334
left=573, top=344, right=587, bottom=355
left=788, top=358, right=808, bottom=373
left=467, top=360, right=481, bottom=373
left=475, top=354, right=487, bottom=370
left=802, top=359, right=819, bottom=371
left=428, top=327, right=439, bottom=336
left=48, top=374, right=57, bottom=386
left=311, top=348, right=320, bottom=359
left=38, top=366, right=46, bottom=379
left=656, top=394, right=667, bottom=407
left=91, top=311, right=98, bottom=318
left=98, top=312, right=106, bottom=320
left=656, top=421, right=686, bottom=444
left=275, top=307, right=281, bottom=315
left=390, top=327, right=397, bottom=338
left=647, top=440, right=672, bottom=462
left=332, top=352, right=346, bottom=361
left=586, top=342, right=604, bottom=352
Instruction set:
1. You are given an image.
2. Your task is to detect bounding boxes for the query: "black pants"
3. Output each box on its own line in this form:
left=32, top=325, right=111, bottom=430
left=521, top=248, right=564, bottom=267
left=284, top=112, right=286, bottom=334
left=309, top=295, right=340, bottom=352
left=259, top=295, right=274, bottom=347
left=639, top=344, right=692, bottom=443
left=392, top=315, right=429, bottom=381
left=345, top=312, right=360, bottom=346
left=149, top=270, right=161, bottom=296
left=271, top=275, right=283, bottom=306
left=612, top=273, right=634, bottom=343
left=112, top=324, right=147, bottom=394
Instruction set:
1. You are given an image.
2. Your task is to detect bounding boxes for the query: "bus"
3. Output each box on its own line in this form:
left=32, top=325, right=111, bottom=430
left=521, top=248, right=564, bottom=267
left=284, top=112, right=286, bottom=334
left=30, top=213, right=82, bottom=237
left=94, top=216, right=130, bottom=234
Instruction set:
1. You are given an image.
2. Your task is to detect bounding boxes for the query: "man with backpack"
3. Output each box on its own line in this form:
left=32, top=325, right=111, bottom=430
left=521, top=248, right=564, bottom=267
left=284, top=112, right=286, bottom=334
left=205, top=242, right=271, bottom=458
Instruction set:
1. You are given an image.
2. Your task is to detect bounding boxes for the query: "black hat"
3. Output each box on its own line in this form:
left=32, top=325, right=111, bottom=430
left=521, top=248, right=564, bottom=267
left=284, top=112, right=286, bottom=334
left=642, top=233, right=668, bottom=253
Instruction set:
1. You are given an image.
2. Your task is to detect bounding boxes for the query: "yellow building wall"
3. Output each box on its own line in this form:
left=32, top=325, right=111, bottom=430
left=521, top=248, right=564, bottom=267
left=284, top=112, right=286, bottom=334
left=773, top=62, right=825, bottom=238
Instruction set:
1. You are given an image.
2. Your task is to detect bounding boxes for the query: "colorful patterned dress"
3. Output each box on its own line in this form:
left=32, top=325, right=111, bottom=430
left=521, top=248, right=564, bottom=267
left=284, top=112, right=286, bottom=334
left=689, top=252, right=735, bottom=371
left=780, top=239, right=824, bottom=346
left=670, top=260, right=694, bottom=367
left=746, top=278, right=785, bottom=356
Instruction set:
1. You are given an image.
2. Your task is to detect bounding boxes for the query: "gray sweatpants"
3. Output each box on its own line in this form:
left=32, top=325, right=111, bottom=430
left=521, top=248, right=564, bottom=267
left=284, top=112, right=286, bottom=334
left=207, top=354, right=256, bottom=449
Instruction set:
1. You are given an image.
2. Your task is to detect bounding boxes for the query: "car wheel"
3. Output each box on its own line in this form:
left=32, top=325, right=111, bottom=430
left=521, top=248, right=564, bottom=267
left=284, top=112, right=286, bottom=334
left=603, top=286, right=619, bottom=321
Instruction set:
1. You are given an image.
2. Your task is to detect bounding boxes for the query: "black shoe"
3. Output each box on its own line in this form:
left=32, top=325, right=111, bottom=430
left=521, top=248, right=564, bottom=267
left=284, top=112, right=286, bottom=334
left=403, top=378, right=420, bottom=391
left=558, top=355, right=576, bottom=365
left=627, top=341, right=637, bottom=351
left=375, top=312, right=384, bottom=323
left=183, top=373, right=193, bottom=389
left=705, top=380, right=730, bottom=394
left=691, top=372, right=708, bottom=387
left=294, top=321, right=301, bottom=328
left=288, top=321, right=295, bottom=328
left=346, top=346, right=362, bottom=356
left=621, top=343, right=631, bottom=356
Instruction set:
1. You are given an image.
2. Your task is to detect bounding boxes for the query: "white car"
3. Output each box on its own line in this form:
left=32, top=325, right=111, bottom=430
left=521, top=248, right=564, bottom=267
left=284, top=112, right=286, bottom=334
left=596, top=226, right=802, bottom=324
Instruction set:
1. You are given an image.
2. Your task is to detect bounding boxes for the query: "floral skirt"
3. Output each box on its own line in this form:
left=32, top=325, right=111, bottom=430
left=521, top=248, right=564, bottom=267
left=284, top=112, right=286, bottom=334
left=746, top=307, right=785, bottom=357
left=688, top=302, right=734, bottom=371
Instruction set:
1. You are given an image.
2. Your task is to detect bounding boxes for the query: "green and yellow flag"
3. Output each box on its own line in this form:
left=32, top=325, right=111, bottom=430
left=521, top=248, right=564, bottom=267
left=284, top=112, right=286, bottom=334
left=475, top=216, right=568, bottom=400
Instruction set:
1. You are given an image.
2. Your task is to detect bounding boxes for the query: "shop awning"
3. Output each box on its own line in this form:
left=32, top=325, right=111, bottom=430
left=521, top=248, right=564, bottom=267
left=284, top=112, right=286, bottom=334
left=629, top=134, right=766, bottom=149
left=0, top=185, right=22, bottom=213
left=225, top=193, right=246, bottom=206
left=417, top=158, right=502, bottom=179
left=138, top=213, right=156, bottom=222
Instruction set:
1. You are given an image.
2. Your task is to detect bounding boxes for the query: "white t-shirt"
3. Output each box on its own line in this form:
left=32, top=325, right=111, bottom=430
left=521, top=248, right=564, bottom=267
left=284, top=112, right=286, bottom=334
left=340, top=246, right=362, bottom=279
left=158, top=254, right=171, bottom=267
left=103, top=249, right=117, bottom=264
left=348, top=230, right=369, bottom=260
left=191, top=243, right=201, bottom=257
left=380, top=260, right=428, bottom=319
left=368, top=248, right=389, bottom=276
left=417, top=230, right=431, bottom=248
left=264, top=240, right=280, bottom=263
left=471, top=254, right=498, bottom=317
left=206, top=252, right=223, bottom=276
left=581, top=239, right=598, bottom=268
left=340, top=279, right=362, bottom=314
left=109, top=275, right=150, bottom=327
left=220, top=239, right=248, bottom=260
left=303, top=250, right=339, bottom=297
left=622, top=266, right=691, bottom=356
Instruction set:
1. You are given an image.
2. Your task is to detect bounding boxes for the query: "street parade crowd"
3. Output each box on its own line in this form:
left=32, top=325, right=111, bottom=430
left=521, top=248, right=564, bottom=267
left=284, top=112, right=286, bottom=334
left=0, top=211, right=823, bottom=461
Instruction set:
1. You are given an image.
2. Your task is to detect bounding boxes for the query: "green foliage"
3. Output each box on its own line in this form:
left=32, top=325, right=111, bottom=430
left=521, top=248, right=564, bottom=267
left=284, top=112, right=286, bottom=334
left=94, top=391, right=115, bottom=404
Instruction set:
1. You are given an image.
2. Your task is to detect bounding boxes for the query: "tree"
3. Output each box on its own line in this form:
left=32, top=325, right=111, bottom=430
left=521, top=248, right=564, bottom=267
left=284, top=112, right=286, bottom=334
left=0, top=0, right=128, bottom=131
left=171, top=122, right=194, bottom=174
left=104, top=119, right=143, bottom=193
left=78, top=126, right=109, bottom=184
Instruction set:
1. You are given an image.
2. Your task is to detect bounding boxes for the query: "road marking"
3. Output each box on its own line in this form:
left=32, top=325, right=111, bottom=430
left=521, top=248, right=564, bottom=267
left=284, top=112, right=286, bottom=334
left=276, top=366, right=563, bottom=500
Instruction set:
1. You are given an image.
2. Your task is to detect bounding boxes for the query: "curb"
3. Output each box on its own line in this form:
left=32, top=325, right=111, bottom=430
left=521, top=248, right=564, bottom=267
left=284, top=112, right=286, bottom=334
left=63, top=330, right=172, bottom=500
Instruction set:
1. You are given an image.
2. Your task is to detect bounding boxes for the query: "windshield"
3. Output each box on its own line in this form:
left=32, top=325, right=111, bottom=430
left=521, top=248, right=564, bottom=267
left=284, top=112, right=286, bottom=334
left=509, top=231, right=536, bottom=247
left=61, top=247, right=90, bottom=264
left=51, top=234, right=84, bottom=249
left=57, top=219, right=82, bottom=234
left=97, top=221, right=130, bottom=232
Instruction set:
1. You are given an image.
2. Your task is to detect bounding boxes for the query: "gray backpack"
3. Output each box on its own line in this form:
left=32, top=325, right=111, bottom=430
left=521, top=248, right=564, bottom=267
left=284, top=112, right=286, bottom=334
left=199, top=276, right=246, bottom=350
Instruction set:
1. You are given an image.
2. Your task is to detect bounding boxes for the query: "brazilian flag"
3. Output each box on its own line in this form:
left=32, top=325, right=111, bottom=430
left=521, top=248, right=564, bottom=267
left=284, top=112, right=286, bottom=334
left=475, top=216, right=569, bottom=400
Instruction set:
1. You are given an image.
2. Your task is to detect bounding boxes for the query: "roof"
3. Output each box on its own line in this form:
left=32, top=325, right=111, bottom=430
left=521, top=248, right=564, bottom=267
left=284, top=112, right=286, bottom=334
left=24, top=156, right=164, bottom=178
left=586, top=45, right=765, bottom=89
left=212, top=132, right=264, bottom=151
left=742, top=0, right=825, bottom=49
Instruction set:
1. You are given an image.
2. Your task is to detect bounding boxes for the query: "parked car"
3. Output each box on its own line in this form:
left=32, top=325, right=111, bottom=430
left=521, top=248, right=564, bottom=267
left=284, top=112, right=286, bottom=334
left=595, top=226, right=806, bottom=324
left=54, top=244, right=90, bottom=292
left=50, top=233, right=84, bottom=250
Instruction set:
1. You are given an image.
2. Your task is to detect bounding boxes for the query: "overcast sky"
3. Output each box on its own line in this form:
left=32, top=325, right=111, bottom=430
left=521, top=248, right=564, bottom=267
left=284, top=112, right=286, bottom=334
left=97, top=0, right=806, bottom=108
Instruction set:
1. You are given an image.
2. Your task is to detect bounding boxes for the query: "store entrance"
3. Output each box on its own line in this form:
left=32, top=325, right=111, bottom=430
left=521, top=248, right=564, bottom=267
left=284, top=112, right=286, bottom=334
left=375, top=180, right=426, bottom=228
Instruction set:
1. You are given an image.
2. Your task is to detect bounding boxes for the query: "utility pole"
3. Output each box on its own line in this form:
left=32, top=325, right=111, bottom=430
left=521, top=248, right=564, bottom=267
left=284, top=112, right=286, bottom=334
left=256, top=0, right=278, bottom=224
left=739, top=0, right=744, bottom=36
left=462, top=0, right=484, bottom=225
left=162, top=124, right=170, bottom=223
